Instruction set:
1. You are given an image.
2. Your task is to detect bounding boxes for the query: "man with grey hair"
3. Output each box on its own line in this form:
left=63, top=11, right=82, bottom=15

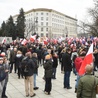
left=77, top=64, right=98, bottom=98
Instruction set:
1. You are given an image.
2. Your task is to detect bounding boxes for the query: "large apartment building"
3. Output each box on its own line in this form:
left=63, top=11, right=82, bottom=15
left=13, top=8, right=77, bottom=38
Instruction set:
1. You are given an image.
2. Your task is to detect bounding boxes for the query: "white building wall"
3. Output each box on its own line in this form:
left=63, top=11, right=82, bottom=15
left=13, top=8, right=77, bottom=38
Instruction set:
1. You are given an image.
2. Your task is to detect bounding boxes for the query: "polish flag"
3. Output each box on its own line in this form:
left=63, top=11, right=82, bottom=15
left=44, top=37, right=48, bottom=45
left=37, top=37, right=41, bottom=43
left=52, top=39, right=58, bottom=44
left=79, top=43, right=93, bottom=76
left=20, top=38, right=23, bottom=42
left=2, top=37, right=6, bottom=44
left=30, top=35, right=36, bottom=42
left=21, top=39, right=27, bottom=45
left=68, top=39, right=71, bottom=45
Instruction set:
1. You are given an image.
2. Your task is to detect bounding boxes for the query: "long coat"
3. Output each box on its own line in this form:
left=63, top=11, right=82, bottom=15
left=52, top=56, right=58, bottom=68
left=15, top=54, right=24, bottom=68
left=43, top=60, right=53, bottom=78
left=62, top=52, right=72, bottom=72
left=77, top=73, right=98, bottom=98
left=32, top=57, right=39, bottom=74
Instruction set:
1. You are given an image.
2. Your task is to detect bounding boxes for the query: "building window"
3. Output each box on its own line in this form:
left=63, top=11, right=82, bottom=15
left=46, top=22, right=48, bottom=26
left=46, top=28, right=48, bottom=31
left=36, top=27, right=38, bottom=31
left=36, top=17, right=38, bottom=20
left=46, top=17, right=48, bottom=21
left=36, top=13, right=38, bottom=15
left=46, top=13, right=48, bottom=15
left=41, top=12, right=43, bottom=15
left=41, top=17, right=43, bottom=20
left=41, top=22, right=43, bottom=26
left=29, top=23, right=30, bottom=28
left=46, top=33, right=48, bottom=37
left=41, top=33, right=43, bottom=37
left=41, top=28, right=43, bottom=31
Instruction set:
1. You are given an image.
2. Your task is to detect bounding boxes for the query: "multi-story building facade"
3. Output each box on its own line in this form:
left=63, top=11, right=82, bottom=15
left=13, top=8, right=77, bottom=38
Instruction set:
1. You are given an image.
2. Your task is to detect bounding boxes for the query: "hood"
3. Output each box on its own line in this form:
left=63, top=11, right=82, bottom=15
left=75, top=57, right=83, bottom=66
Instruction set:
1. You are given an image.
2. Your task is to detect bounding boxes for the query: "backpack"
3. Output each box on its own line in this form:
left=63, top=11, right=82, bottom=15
left=72, top=55, right=77, bottom=62
left=21, top=57, right=29, bottom=77
left=0, top=65, right=6, bottom=82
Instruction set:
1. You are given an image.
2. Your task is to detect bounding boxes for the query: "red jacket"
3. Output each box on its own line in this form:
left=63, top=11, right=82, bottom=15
left=74, top=57, right=83, bottom=73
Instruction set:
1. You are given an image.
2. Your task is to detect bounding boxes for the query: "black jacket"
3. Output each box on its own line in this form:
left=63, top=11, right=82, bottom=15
left=43, top=60, right=53, bottom=78
left=22, top=57, right=35, bottom=76
left=52, top=56, right=58, bottom=68
left=32, top=57, right=39, bottom=74
left=62, top=52, right=72, bottom=71
left=15, top=54, right=24, bottom=68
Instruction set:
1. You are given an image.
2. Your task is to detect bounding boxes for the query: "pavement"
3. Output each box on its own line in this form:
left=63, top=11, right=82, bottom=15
left=6, top=64, right=98, bottom=98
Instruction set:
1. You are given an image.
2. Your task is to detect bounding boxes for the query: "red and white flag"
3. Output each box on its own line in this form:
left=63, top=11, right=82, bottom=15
left=43, top=37, right=48, bottom=45
left=79, top=43, right=93, bottom=76
left=21, top=39, right=27, bottom=45
left=30, top=35, right=36, bottom=42
left=52, top=39, right=58, bottom=44
left=2, top=37, right=6, bottom=44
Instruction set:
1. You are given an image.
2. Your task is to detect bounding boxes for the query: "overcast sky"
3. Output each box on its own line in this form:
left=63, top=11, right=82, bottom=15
left=0, top=0, right=94, bottom=25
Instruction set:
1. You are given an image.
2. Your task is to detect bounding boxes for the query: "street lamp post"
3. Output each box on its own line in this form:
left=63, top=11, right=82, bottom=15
left=33, top=17, right=38, bottom=35
left=65, top=26, right=68, bottom=38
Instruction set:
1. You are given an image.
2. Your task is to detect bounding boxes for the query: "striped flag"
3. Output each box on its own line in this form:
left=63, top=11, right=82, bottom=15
left=79, top=43, right=93, bottom=76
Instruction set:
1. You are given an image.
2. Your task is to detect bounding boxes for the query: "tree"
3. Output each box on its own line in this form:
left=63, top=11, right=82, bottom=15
left=0, top=21, right=6, bottom=36
left=16, top=8, right=25, bottom=38
left=5, top=16, right=16, bottom=40
left=0, top=28, right=3, bottom=36
left=77, top=0, right=98, bottom=37
left=87, top=0, right=98, bottom=36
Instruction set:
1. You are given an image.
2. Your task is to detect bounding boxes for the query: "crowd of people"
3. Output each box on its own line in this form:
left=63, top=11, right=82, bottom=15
left=1, top=36, right=98, bottom=98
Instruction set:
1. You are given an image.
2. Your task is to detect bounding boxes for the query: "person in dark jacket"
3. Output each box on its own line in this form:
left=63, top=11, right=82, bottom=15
left=22, top=52, right=36, bottom=97
left=62, top=48, right=72, bottom=89
left=60, top=48, right=66, bottom=73
left=0, top=56, right=6, bottom=98
left=52, top=53, right=58, bottom=79
left=9, top=47, right=17, bottom=73
left=15, top=50, right=24, bottom=79
left=2, top=56, right=10, bottom=98
left=58, top=45, right=63, bottom=64
left=43, top=55, right=53, bottom=95
left=32, top=53, right=39, bottom=90
left=36, top=47, right=42, bottom=65
left=93, top=48, right=98, bottom=71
